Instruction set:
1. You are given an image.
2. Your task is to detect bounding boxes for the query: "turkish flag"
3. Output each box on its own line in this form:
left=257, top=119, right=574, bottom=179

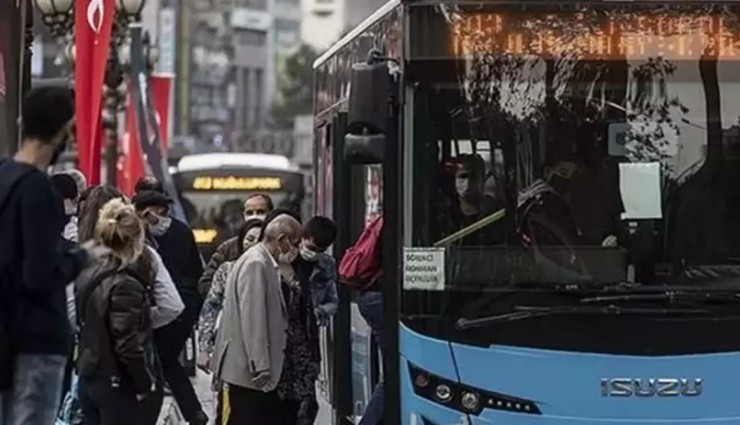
left=118, top=75, right=171, bottom=196
left=74, top=0, right=115, bottom=186
left=117, top=94, right=142, bottom=196
left=149, top=75, right=172, bottom=150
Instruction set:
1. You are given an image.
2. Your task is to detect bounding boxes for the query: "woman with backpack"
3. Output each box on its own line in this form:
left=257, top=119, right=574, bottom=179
left=74, top=199, right=164, bottom=425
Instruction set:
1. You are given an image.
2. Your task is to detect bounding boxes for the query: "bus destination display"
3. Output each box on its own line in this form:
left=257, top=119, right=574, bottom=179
left=191, top=176, right=283, bottom=191
left=451, top=12, right=740, bottom=60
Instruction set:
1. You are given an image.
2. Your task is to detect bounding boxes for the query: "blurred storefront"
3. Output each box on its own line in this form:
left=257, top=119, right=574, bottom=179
left=0, top=0, right=31, bottom=156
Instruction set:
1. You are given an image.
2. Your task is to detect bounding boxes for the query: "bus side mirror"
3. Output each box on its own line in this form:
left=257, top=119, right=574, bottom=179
left=344, top=57, right=391, bottom=164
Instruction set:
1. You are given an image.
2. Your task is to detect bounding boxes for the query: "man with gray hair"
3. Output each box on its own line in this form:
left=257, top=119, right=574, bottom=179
left=213, top=214, right=302, bottom=423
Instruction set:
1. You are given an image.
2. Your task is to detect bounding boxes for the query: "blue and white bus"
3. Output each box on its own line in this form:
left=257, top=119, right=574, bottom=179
left=314, top=0, right=740, bottom=424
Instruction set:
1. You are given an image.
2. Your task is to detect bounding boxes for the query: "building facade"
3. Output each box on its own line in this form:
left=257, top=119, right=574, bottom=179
left=301, top=0, right=388, bottom=50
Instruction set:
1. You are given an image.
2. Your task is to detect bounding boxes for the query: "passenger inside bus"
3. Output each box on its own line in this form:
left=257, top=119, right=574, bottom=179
left=449, top=154, right=502, bottom=245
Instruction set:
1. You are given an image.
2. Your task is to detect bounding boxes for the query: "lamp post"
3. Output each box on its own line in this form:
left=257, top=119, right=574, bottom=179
left=33, top=0, right=153, bottom=185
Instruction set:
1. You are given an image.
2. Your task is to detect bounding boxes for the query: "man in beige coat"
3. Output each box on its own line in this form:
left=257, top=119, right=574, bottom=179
left=213, top=214, right=302, bottom=423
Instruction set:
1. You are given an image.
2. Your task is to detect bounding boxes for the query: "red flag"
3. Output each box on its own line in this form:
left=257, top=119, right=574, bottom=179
left=118, top=76, right=171, bottom=196
left=118, top=92, right=144, bottom=196
left=75, top=0, right=115, bottom=186
left=149, top=74, right=172, bottom=150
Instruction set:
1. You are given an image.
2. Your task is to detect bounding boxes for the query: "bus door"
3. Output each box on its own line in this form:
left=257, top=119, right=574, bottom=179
left=315, top=110, right=382, bottom=424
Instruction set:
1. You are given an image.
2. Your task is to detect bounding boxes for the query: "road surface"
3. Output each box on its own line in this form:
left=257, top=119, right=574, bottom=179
left=158, top=370, right=333, bottom=424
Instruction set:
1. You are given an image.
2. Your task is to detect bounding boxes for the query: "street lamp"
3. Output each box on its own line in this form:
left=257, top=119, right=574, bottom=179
left=33, top=0, right=73, bottom=38
left=117, top=0, right=146, bottom=17
left=34, top=0, right=156, bottom=185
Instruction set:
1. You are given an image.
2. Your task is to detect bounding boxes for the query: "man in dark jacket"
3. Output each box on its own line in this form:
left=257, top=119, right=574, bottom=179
left=133, top=190, right=207, bottom=425
left=0, top=87, right=89, bottom=425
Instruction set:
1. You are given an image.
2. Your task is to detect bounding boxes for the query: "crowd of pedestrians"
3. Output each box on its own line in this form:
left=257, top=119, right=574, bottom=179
left=0, top=86, right=355, bottom=425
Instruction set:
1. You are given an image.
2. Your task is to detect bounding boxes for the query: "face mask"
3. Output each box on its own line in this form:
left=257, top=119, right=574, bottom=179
left=149, top=215, right=172, bottom=236
left=246, top=214, right=266, bottom=222
left=277, top=234, right=298, bottom=264
left=279, top=248, right=298, bottom=264
left=63, top=199, right=76, bottom=216
left=300, top=246, right=318, bottom=262
left=455, top=177, right=469, bottom=197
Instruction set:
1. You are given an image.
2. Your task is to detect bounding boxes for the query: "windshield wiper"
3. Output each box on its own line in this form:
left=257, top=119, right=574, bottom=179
left=579, top=291, right=740, bottom=304
left=456, top=304, right=710, bottom=330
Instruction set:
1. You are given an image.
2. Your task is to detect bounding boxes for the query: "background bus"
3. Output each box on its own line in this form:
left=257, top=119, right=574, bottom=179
left=173, top=152, right=306, bottom=258
left=315, top=0, right=740, bottom=424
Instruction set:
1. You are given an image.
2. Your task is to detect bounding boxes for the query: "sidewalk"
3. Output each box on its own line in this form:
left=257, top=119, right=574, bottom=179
left=157, top=371, right=333, bottom=424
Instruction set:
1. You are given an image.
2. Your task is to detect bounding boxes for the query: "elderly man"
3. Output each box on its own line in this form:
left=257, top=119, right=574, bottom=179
left=213, top=214, right=302, bottom=423
left=197, top=194, right=275, bottom=298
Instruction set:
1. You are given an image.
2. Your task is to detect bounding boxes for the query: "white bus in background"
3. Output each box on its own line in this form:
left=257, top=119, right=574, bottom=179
left=172, top=152, right=307, bottom=259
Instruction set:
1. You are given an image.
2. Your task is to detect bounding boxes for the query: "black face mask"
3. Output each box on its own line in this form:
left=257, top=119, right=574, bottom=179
left=49, top=139, right=67, bottom=166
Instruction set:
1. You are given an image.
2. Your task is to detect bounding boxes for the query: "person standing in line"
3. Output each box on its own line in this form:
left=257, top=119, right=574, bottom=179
left=49, top=173, right=81, bottom=410
left=133, top=190, right=207, bottom=425
left=59, top=169, right=87, bottom=242
left=288, top=216, right=340, bottom=425
left=75, top=199, right=163, bottom=425
left=196, top=219, right=263, bottom=425
left=213, top=214, right=302, bottom=423
left=197, top=194, right=274, bottom=298
left=0, top=87, right=90, bottom=425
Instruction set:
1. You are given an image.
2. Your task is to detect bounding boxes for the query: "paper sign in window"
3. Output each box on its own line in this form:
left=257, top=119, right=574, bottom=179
left=619, top=162, right=663, bottom=220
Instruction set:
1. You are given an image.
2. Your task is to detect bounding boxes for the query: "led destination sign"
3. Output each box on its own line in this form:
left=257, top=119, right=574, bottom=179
left=451, top=12, right=740, bottom=60
left=191, top=176, right=283, bottom=191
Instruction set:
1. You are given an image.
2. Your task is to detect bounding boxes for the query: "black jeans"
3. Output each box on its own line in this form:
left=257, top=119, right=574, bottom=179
left=154, top=292, right=203, bottom=422
left=227, top=385, right=282, bottom=424
left=79, top=378, right=163, bottom=425
left=282, top=396, right=319, bottom=425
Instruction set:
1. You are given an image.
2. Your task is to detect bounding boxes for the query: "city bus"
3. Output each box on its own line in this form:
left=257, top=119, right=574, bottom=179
left=314, top=1, right=740, bottom=424
left=172, top=152, right=306, bottom=258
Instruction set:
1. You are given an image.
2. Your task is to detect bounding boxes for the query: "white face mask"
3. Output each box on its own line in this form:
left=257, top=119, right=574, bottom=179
left=279, top=248, right=298, bottom=264
left=300, top=246, right=318, bottom=262
left=455, top=177, right=469, bottom=197
left=277, top=234, right=299, bottom=264
left=244, top=213, right=266, bottom=222
left=149, top=214, right=172, bottom=236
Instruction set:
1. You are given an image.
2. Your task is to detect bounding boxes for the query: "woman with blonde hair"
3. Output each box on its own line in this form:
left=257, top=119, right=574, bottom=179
left=75, top=199, right=163, bottom=425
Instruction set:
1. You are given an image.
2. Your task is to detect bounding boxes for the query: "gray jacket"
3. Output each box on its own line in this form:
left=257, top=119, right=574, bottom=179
left=212, top=243, right=288, bottom=391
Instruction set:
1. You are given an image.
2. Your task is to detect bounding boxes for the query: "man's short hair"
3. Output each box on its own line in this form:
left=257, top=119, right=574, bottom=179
left=132, top=190, right=173, bottom=211
left=263, top=215, right=301, bottom=240
left=457, top=154, right=486, bottom=178
left=22, top=86, right=74, bottom=144
left=134, top=175, right=164, bottom=194
left=62, top=169, right=87, bottom=194
left=50, top=173, right=78, bottom=201
left=259, top=208, right=301, bottom=241
left=246, top=193, right=274, bottom=210
left=304, top=216, right=337, bottom=250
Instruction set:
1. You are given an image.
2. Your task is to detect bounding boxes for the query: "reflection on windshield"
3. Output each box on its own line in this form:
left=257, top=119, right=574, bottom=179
left=414, top=3, right=740, bottom=288
left=180, top=191, right=294, bottom=253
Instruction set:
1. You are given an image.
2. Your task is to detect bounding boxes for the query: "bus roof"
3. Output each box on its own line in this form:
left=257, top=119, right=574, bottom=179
left=176, top=153, right=298, bottom=173
left=312, top=0, right=401, bottom=69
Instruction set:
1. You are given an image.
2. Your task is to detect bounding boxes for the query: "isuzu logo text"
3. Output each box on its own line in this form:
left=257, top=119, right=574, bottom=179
left=601, top=378, right=703, bottom=397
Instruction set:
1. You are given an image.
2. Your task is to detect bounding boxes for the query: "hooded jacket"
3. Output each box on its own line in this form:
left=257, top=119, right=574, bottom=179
left=75, top=253, right=161, bottom=393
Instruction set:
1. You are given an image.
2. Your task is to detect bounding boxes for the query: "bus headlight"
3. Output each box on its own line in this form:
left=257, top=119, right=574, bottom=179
left=460, top=391, right=480, bottom=412
left=408, top=363, right=541, bottom=416
left=435, top=384, right=453, bottom=403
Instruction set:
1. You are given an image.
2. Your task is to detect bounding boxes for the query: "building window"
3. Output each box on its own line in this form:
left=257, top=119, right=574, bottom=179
left=234, top=30, right=267, bottom=46
left=255, top=69, right=263, bottom=127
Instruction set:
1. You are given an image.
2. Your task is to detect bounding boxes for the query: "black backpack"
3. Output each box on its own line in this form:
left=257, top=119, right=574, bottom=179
left=0, top=160, right=36, bottom=390
left=75, top=267, right=147, bottom=379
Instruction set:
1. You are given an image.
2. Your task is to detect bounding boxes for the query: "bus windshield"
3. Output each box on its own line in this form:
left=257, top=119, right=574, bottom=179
left=409, top=2, right=740, bottom=291
left=174, top=168, right=305, bottom=256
